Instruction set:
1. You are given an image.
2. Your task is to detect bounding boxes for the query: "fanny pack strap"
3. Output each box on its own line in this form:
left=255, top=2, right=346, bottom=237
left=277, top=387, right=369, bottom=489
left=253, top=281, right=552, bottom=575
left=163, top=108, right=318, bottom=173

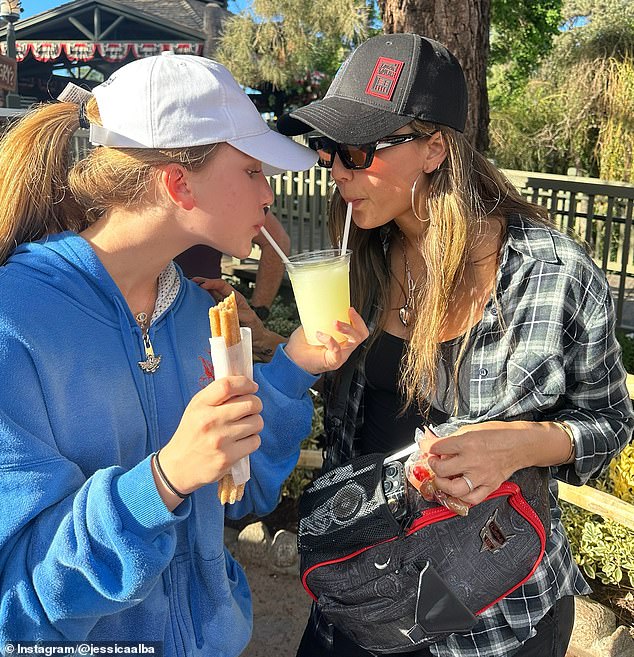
left=308, top=601, right=335, bottom=649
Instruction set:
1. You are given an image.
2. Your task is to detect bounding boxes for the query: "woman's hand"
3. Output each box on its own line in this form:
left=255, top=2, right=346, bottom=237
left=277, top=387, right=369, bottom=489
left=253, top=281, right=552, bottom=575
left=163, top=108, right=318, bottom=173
left=284, top=307, right=369, bottom=375
left=156, top=376, right=263, bottom=507
left=415, top=421, right=536, bottom=506
left=197, top=278, right=368, bottom=374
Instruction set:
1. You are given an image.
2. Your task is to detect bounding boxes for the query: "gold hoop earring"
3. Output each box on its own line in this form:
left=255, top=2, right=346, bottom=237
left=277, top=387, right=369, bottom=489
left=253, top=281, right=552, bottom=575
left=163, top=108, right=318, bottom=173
left=410, top=171, right=428, bottom=223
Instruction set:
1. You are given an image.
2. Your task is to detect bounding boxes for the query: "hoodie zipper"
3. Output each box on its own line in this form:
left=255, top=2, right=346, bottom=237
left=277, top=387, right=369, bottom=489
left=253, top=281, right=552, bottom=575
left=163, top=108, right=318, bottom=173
left=135, top=322, right=189, bottom=657
left=140, top=327, right=161, bottom=448
left=138, top=325, right=162, bottom=374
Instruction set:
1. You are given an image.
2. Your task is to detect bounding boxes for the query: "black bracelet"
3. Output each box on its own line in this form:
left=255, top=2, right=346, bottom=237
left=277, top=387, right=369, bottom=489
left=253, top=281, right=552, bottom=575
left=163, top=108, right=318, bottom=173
left=153, top=449, right=190, bottom=499
left=250, top=305, right=270, bottom=321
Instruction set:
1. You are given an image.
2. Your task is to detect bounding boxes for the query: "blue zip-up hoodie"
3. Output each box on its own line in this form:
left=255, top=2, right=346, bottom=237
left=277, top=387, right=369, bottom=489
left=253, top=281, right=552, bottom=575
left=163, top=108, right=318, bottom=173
left=0, top=233, right=317, bottom=655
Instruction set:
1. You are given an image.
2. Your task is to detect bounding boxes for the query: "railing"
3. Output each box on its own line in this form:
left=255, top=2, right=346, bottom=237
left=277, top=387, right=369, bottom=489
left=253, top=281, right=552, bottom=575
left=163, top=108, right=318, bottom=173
left=70, top=128, right=91, bottom=162
left=269, top=168, right=634, bottom=330
left=504, top=170, right=634, bottom=329
left=270, top=166, right=332, bottom=253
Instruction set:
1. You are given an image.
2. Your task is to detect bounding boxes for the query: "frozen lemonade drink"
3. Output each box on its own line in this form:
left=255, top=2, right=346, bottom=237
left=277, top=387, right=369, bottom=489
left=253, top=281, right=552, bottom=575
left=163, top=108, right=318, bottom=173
left=286, top=249, right=351, bottom=345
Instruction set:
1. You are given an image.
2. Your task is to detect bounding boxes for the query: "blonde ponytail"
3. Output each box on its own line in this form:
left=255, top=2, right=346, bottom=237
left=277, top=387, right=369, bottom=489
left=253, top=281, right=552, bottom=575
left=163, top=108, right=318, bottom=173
left=0, top=102, right=85, bottom=264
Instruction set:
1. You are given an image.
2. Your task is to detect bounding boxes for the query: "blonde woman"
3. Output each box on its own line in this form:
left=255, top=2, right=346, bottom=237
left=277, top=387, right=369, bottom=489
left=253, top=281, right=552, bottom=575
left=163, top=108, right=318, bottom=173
left=0, top=54, right=368, bottom=653
left=277, top=34, right=633, bottom=657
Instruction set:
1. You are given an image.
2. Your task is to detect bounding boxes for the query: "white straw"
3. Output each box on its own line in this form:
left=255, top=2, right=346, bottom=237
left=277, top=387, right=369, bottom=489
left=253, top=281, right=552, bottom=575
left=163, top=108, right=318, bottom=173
left=260, top=226, right=292, bottom=266
left=341, top=202, right=352, bottom=256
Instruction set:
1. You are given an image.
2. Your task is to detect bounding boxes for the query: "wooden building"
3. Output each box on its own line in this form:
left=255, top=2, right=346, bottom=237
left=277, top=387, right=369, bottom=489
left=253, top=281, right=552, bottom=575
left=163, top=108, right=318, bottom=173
left=0, top=0, right=229, bottom=105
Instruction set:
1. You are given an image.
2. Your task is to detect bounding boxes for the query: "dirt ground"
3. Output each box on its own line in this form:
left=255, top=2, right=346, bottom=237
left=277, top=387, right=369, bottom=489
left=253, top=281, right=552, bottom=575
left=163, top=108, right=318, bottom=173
left=239, top=562, right=311, bottom=657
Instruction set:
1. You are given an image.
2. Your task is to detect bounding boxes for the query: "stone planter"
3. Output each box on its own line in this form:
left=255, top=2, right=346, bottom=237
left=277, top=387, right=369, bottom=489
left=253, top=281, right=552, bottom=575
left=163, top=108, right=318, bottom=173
left=568, top=597, right=634, bottom=657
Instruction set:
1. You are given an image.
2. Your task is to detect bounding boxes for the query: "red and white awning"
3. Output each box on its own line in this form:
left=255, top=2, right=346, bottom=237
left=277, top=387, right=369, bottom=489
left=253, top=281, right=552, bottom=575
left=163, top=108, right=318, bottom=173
left=0, top=41, right=203, bottom=62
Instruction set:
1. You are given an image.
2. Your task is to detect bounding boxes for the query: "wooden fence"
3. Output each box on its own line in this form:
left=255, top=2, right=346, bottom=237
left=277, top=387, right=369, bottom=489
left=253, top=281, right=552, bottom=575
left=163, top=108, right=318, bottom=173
left=504, top=170, right=634, bottom=328
left=269, top=167, right=634, bottom=330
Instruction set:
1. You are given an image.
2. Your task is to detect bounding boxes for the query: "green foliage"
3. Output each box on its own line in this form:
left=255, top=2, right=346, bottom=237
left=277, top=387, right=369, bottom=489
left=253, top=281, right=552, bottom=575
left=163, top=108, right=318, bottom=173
left=225, top=276, right=300, bottom=337
left=563, top=499, right=634, bottom=586
left=489, top=79, right=575, bottom=172
left=264, top=298, right=300, bottom=338
left=596, top=57, right=634, bottom=182
left=489, top=0, right=563, bottom=100
left=490, top=0, right=634, bottom=181
left=216, top=0, right=369, bottom=93
left=608, top=443, right=634, bottom=503
left=556, top=0, right=634, bottom=64
left=563, top=440, right=634, bottom=587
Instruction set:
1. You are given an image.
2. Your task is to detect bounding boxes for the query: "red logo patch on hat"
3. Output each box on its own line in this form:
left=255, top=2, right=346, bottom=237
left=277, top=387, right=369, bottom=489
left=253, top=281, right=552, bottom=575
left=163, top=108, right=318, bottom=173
left=365, top=57, right=404, bottom=101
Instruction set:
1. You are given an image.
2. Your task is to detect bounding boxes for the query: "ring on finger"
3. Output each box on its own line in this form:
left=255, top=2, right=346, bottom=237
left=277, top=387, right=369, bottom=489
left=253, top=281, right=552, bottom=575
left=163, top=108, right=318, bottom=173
left=461, top=474, right=475, bottom=493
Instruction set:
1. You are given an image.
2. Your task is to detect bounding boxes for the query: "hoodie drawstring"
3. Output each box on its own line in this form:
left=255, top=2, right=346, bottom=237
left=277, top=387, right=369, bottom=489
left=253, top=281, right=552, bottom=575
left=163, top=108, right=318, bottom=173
left=161, top=568, right=172, bottom=597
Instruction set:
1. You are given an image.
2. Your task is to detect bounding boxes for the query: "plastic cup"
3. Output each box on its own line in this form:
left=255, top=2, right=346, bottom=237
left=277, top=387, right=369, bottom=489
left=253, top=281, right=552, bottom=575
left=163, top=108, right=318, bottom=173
left=286, top=249, right=351, bottom=345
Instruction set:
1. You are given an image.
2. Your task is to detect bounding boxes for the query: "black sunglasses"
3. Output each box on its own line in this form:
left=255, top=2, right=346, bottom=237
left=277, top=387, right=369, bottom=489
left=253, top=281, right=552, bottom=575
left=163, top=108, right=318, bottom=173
left=308, top=133, right=434, bottom=170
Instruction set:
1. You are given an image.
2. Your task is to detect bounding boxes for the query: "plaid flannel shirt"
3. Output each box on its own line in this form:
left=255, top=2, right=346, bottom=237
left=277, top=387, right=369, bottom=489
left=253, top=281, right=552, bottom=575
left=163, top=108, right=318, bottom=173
left=321, top=215, right=634, bottom=657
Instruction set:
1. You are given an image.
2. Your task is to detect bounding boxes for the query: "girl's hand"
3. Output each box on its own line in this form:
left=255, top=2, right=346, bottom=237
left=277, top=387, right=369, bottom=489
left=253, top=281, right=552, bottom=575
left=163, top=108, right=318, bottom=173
left=284, top=307, right=369, bottom=375
left=157, top=376, right=263, bottom=500
left=415, top=421, right=533, bottom=506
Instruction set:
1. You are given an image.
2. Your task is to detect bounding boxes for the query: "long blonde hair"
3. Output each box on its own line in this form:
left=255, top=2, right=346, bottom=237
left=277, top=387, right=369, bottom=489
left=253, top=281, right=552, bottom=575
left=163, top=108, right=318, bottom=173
left=328, top=120, right=551, bottom=412
left=0, top=99, right=217, bottom=265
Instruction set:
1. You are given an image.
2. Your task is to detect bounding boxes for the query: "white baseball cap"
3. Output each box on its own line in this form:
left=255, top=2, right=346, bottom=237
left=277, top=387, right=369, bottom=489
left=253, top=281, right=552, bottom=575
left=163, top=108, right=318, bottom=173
left=89, top=53, right=317, bottom=175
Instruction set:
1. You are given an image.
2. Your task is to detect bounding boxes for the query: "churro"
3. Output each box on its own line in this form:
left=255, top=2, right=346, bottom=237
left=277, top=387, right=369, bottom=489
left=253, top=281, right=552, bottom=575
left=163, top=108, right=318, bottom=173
left=209, top=292, right=247, bottom=505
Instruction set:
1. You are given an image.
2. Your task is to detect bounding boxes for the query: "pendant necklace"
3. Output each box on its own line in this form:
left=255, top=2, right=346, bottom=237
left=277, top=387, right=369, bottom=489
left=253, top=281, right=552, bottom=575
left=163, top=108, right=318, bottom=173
left=398, top=231, right=416, bottom=327
left=135, top=288, right=161, bottom=374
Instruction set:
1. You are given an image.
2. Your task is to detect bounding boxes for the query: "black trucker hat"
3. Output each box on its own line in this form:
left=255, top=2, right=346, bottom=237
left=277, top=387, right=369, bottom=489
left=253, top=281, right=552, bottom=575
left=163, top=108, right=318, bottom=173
left=277, top=33, right=468, bottom=144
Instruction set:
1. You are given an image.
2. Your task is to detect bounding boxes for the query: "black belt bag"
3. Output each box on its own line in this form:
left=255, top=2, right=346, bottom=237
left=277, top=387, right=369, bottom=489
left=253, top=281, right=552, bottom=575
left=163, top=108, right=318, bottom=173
left=297, top=453, right=551, bottom=654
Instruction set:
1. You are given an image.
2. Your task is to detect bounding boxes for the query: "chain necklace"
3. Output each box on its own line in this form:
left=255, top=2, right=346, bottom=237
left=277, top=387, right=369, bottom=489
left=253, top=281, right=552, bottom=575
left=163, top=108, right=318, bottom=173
left=397, top=231, right=416, bottom=327
left=135, top=288, right=161, bottom=374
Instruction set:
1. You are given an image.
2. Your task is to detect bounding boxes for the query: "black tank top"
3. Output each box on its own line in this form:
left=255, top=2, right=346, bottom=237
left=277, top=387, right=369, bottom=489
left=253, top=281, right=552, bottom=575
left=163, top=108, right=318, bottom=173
left=360, top=331, right=472, bottom=455
left=361, top=332, right=445, bottom=455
